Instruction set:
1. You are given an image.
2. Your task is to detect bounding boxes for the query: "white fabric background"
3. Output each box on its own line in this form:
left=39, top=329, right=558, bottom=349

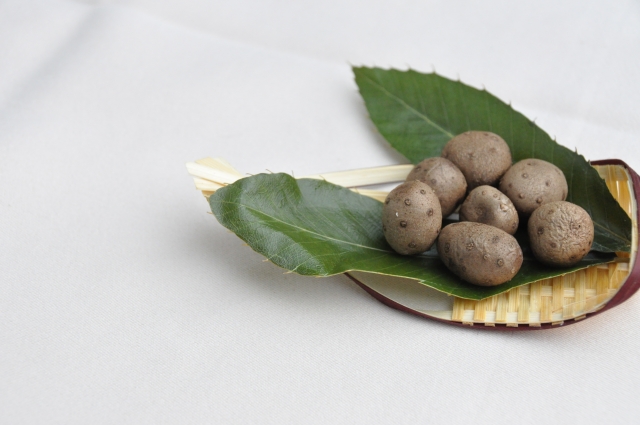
left=2, top=0, right=640, bottom=423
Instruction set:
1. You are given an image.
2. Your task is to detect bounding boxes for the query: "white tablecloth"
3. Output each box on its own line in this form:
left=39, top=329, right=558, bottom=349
left=2, top=1, right=640, bottom=423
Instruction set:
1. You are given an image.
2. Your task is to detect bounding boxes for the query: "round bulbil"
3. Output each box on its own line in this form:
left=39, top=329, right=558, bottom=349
left=459, top=185, right=519, bottom=235
left=437, top=222, right=523, bottom=286
left=441, top=131, right=512, bottom=189
left=499, top=158, right=568, bottom=216
left=382, top=180, right=442, bottom=255
left=527, top=201, right=594, bottom=267
left=406, top=157, right=467, bottom=217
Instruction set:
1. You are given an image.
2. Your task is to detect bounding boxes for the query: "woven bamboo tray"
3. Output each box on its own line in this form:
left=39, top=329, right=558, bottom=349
left=188, top=158, right=639, bottom=330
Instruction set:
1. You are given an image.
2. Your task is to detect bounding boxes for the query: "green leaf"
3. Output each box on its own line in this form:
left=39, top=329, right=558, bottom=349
left=353, top=66, right=632, bottom=253
left=210, top=173, right=614, bottom=301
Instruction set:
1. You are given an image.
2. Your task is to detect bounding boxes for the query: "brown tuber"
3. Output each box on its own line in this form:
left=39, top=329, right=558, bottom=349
left=499, top=158, right=568, bottom=216
left=437, top=222, right=523, bottom=286
left=441, top=131, right=512, bottom=189
left=527, top=201, right=594, bottom=267
left=406, top=157, right=467, bottom=217
left=382, top=180, right=442, bottom=255
left=459, top=185, right=519, bottom=235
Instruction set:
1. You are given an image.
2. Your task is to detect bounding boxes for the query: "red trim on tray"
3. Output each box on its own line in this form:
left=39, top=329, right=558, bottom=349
left=347, top=159, right=640, bottom=331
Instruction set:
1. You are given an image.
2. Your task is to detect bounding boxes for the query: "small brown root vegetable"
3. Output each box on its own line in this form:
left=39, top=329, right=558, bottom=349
left=459, top=185, right=519, bottom=235
left=437, top=222, right=523, bottom=286
left=382, top=180, right=442, bottom=255
left=499, top=158, right=568, bottom=216
left=527, top=201, right=594, bottom=267
left=405, top=157, right=467, bottom=217
left=441, top=131, right=512, bottom=190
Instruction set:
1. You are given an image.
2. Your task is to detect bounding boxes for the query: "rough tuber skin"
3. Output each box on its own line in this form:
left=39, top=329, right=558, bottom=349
left=441, top=131, right=512, bottom=190
left=527, top=201, right=594, bottom=267
left=459, top=185, right=519, bottom=235
left=405, top=157, right=467, bottom=217
left=382, top=180, right=442, bottom=255
left=499, top=158, right=568, bottom=216
left=437, top=222, right=523, bottom=286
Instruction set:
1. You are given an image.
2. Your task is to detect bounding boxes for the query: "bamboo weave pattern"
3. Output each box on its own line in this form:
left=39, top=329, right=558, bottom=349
left=451, top=165, right=635, bottom=326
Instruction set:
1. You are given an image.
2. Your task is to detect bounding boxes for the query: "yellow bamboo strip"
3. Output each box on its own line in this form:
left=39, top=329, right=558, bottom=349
left=495, top=293, right=508, bottom=323
left=541, top=291, right=552, bottom=322
left=463, top=300, right=476, bottom=324
left=486, top=295, right=498, bottom=314
left=505, top=288, right=519, bottom=326
left=606, top=166, right=618, bottom=198
left=473, top=298, right=487, bottom=322
left=302, top=164, right=413, bottom=187
left=529, top=281, right=542, bottom=316
left=186, top=162, right=242, bottom=185
left=562, top=273, right=576, bottom=319
left=613, top=268, right=627, bottom=291
left=609, top=165, right=627, bottom=199
left=483, top=296, right=498, bottom=325
left=552, top=276, right=564, bottom=314
left=582, top=267, right=599, bottom=313
left=573, top=269, right=587, bottom=316
left=621, top=186, right=632, bottom=218
left=586, top=266, right=598, bottom=292
left=349, top=189, right=388, bottom=202
left=452, top=298, right=465, bottom=322
left=195, top=157, right=243, bottom=176
left=528, top=281, right=543, bottom=325
left=609, top=263, right=621, bottom=290
left=596, top=267, right=610, bottom=296
left=518, top=286, right=530, bottom=322
left=507, top=287, right=518, bottom=314
left=194, top=177, right=225, bottom=191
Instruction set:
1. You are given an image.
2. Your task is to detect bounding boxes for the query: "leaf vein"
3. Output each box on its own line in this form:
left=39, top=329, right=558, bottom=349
left=362, top=74, right=455, bottom=138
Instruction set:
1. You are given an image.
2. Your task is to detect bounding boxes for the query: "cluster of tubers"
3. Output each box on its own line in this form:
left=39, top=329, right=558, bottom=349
left=382, top=131, right=595, bottom=286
